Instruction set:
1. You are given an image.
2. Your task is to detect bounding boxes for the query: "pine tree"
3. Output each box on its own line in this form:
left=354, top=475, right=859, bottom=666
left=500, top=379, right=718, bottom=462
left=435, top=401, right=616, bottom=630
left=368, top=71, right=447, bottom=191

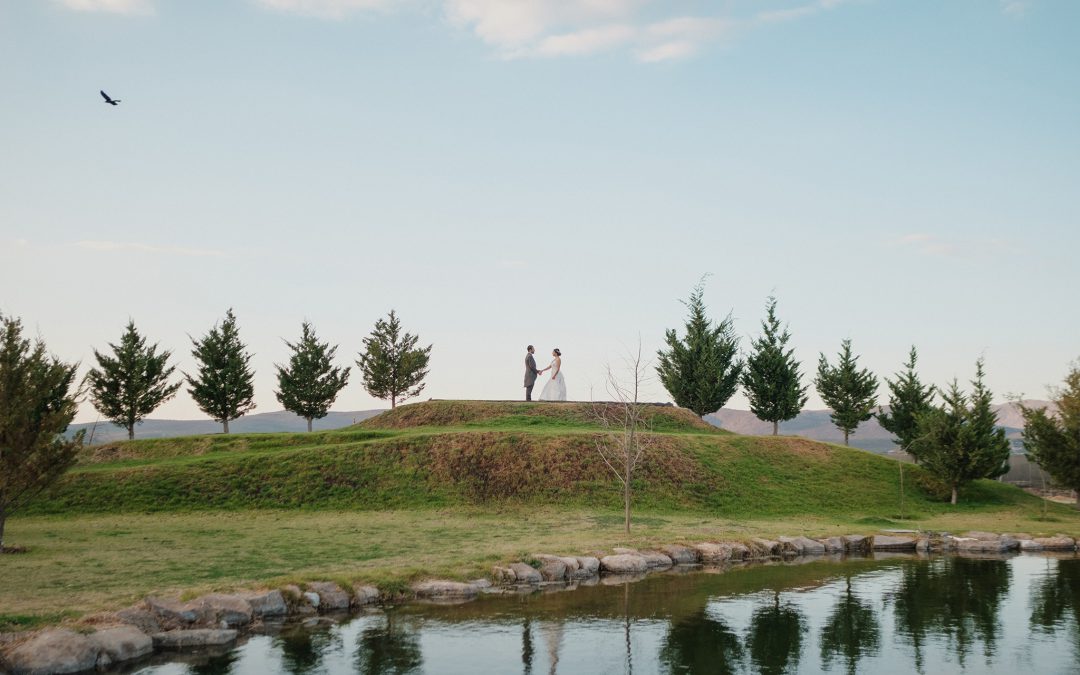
left=910, top=360, right=1010, bottom=505
left=0, top=314, right=83, bottom=550
left=877, top=346, right=936, bottom=451
left=85, top=320, right=181, bottom=440
left=1018, top=362, right=1080, bottom=508
left=656, top=280, right=742, bottom=417
left=275, top=322, right=350, bottom=432
left=815, top=339, right=879, bottom=446
left=742, top=296, right=808, bottom=435
left=356, top=310, right=431, bottom=409
left=185, top=309, right=256, bottom=433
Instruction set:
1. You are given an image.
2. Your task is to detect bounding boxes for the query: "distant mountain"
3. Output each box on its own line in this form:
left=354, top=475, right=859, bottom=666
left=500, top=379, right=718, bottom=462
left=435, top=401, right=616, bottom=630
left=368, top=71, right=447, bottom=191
left=705, top=400, right=1052, bottom=454
left=69, top=409, right=384, bottom=444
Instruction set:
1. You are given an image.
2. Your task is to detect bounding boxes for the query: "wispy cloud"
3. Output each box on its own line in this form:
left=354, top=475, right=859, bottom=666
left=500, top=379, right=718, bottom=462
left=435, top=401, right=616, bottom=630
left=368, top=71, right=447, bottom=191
left=1000, top=0, right=1031, bottom=17
left=57, top=0, right=153, bottom=14
left=892, top=233, right=1010, bottom=259
left=74, top=240, right=224, bottom=257
left=249, top=0, right=858, bottom=62
left=253, top=0, right=393, bottom=20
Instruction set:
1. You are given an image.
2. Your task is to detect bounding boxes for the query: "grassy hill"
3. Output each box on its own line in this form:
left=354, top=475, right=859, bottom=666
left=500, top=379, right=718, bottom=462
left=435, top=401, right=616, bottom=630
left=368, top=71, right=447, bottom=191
left=5, top=400, right=1076, bottom=627
left=30, top=400, right=1037, bottom=518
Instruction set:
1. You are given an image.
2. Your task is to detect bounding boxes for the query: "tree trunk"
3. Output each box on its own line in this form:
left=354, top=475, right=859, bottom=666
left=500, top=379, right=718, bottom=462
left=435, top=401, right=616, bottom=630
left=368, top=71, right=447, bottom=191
left=127, top=424, right=134, bottom=441
left=844, top=430, right=850, bottom=446
left=772, top=420, right=778, bottom=436
left=306, top=417, right=312, bottom=433
left=391, top=395, right=396, bottom=410
left=951, top=484, right=958, bottom=505
left=1074, top=487, right=1080, bottom=510
left=0, top=508, right=6, bottom=551
left=624, top=465, right=631, bottom=535
left=224, top=419, right=230, bottom=434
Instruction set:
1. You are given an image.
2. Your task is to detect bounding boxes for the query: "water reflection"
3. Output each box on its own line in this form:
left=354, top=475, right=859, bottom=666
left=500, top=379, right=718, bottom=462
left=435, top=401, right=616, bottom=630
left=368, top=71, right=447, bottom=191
left=275, top=623, right=342, bottom=674
left=660, top=610, right=743, bottom=674
left=352, top=615, right=422, bottom=675
left=130, top=554, right=1080, bottom=675
left=748, top=590, right=807, bottom=675
left=819, top=576, right=880, bottom=675
left=890, top=557, right=1010, bottom=671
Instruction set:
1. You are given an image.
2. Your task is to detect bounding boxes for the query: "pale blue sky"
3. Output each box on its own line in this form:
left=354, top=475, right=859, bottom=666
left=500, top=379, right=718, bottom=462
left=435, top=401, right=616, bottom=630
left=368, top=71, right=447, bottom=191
left=1, top=0, right=1077, bottom=422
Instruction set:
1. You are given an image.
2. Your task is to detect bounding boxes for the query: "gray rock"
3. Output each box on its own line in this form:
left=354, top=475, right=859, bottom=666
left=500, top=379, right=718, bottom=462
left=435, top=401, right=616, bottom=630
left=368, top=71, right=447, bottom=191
left=1019, top=539, right=1043, bottom=551
left=916, top=537, right=930, bottom=553
left=639, top=551, right=674, bottom=569
left=412, top=580, right=479, bottom=599
left=820, top=537, right=845, bottom=554
left=194, top=594, right=253, bottom=627
left=600, top=553, right=648, bottom=575
left=509, top=562, right=543, bottom=584
left=145, top=597, right=199, bottom=626
left=952, top=537, right=1008, bottom=553
left=469, top=579, right=493, bottom=589
left=531, top=555, right=569, bottom=582
left=662, top=545, right=701, bottom=565
left=693, top=543, right=732, bottom=564
left=152, top=629, right=237, bottom=650
left=873, top=535, right=917, bottom=551
left=750, top=538, right=781, bottom=557
left=574, top=557, right=601, bottom=577
left=842, top=535, right=871, bottom=553
left=89, top=626, right=153, bottom=669
left=115, top=607, right=162, bottom=635
left=492, top=566, right=517, bottom=583
left=1034, top=535, right=1076, bottom=551
left=302, top=592, right=321, bottom=608
left=244, top=590, right=287, bottom=618
left=4, top=629, right=99, bottom=675
left=353, top=585, right=380, bottom=605
left=779, top=536, right=825, bottom=556
left=727, top=542, right=751, bottom=560
left=307, top=582, right=351, bottom=611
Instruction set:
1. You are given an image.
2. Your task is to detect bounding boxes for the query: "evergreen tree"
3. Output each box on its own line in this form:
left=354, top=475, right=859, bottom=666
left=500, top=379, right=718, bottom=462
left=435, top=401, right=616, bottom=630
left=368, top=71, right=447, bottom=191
left=815, top=339, right=879, bottom=446
left=909, top=360, right=1010, bottom=504
left=185, top=309, right=256, bottom=433
left=877, top=346, right=936, bottom=451
left=275, top=322, right=350, bottom=432
left=742, top=296, right=808, bottom=435
left=85, top=320, right=181, bottom=440
left=1018, top=362, right=1080, bottom=508
left=0, top=314, right=83, bottom=550
left=656, top=280, right=742, bottom=417
left=356, top=310, right=431, bottom=409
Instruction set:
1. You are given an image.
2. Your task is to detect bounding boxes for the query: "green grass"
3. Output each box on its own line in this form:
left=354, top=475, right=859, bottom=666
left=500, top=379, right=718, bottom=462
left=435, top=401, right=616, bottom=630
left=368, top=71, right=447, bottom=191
left=4, top=400, right=1078, bottom=629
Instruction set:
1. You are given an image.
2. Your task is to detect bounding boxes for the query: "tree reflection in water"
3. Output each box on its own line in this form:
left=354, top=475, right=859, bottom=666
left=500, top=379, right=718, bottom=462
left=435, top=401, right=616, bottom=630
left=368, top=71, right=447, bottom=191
left=1030, top=557, right=1080, bottom=665
left=353, top=612, right=423, bottom=675
left=819, top=575, right=880, bottom=675
left=659, top=609, right=744, bottom=674
left=891, top=556, right=1010, bottom=672
left=747, top=590, right=806, bottom=675
left=275, top=624, right=342, bottom=675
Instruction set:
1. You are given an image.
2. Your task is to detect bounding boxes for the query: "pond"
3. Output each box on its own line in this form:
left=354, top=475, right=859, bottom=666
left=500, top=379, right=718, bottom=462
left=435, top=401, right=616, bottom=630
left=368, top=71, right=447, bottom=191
left=130, top=553, right=1080, bottom=674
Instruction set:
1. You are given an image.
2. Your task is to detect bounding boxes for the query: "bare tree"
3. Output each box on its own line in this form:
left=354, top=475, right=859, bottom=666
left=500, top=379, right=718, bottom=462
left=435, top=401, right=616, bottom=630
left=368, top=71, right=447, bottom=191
left=591, top=340, right=657, bottom=534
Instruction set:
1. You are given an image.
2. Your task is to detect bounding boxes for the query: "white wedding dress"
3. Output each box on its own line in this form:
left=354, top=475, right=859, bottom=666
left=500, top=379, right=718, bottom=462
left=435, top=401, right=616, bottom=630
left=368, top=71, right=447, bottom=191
left=539, top=358, right=567, bottom=401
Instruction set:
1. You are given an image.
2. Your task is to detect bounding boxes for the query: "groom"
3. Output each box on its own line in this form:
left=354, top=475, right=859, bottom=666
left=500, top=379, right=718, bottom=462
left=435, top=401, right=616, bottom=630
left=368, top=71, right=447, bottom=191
left=524, top=345, right=540, bottom=401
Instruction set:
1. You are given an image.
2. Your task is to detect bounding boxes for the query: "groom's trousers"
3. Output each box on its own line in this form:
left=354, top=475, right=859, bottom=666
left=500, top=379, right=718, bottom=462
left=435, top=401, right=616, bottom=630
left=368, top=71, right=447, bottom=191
left=525, top=385, right=534, bottom=401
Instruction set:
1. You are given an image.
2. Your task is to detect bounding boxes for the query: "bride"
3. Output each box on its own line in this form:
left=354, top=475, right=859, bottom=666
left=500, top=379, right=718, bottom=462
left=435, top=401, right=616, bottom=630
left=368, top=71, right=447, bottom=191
left=538, top=348, right=567, bottom=401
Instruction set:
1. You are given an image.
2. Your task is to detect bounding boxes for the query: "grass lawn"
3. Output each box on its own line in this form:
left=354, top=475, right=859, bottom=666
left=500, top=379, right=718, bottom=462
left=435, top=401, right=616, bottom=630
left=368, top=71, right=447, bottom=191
left=4, top=401, right=1075, bottom=631
left=3, top=503, right=1078, bottom=630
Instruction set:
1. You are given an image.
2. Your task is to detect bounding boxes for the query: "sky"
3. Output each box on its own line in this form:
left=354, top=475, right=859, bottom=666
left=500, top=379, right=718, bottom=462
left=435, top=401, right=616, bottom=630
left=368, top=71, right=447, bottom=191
left=1, top=0, right=1078, bottom=424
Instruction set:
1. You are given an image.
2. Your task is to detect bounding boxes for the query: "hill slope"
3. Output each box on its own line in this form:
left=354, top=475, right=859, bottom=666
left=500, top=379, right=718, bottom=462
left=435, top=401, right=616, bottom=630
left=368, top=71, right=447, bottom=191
left=29, top=400, right=1039, bottom=518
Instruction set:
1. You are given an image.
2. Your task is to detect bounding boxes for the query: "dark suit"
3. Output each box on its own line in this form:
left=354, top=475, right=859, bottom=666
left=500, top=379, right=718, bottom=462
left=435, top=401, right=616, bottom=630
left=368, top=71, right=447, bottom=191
left=525, top=352, right=540, bottom=401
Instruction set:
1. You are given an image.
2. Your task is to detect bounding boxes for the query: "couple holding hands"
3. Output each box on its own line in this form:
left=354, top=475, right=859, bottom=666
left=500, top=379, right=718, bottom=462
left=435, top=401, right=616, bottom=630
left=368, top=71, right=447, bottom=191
left=524, top=345, right=566, bottom=401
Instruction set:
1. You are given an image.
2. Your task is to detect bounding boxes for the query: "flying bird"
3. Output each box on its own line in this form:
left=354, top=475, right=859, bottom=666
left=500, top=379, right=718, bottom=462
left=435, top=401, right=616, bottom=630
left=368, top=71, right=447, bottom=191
left=100, top=90, right=121, bottom=106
